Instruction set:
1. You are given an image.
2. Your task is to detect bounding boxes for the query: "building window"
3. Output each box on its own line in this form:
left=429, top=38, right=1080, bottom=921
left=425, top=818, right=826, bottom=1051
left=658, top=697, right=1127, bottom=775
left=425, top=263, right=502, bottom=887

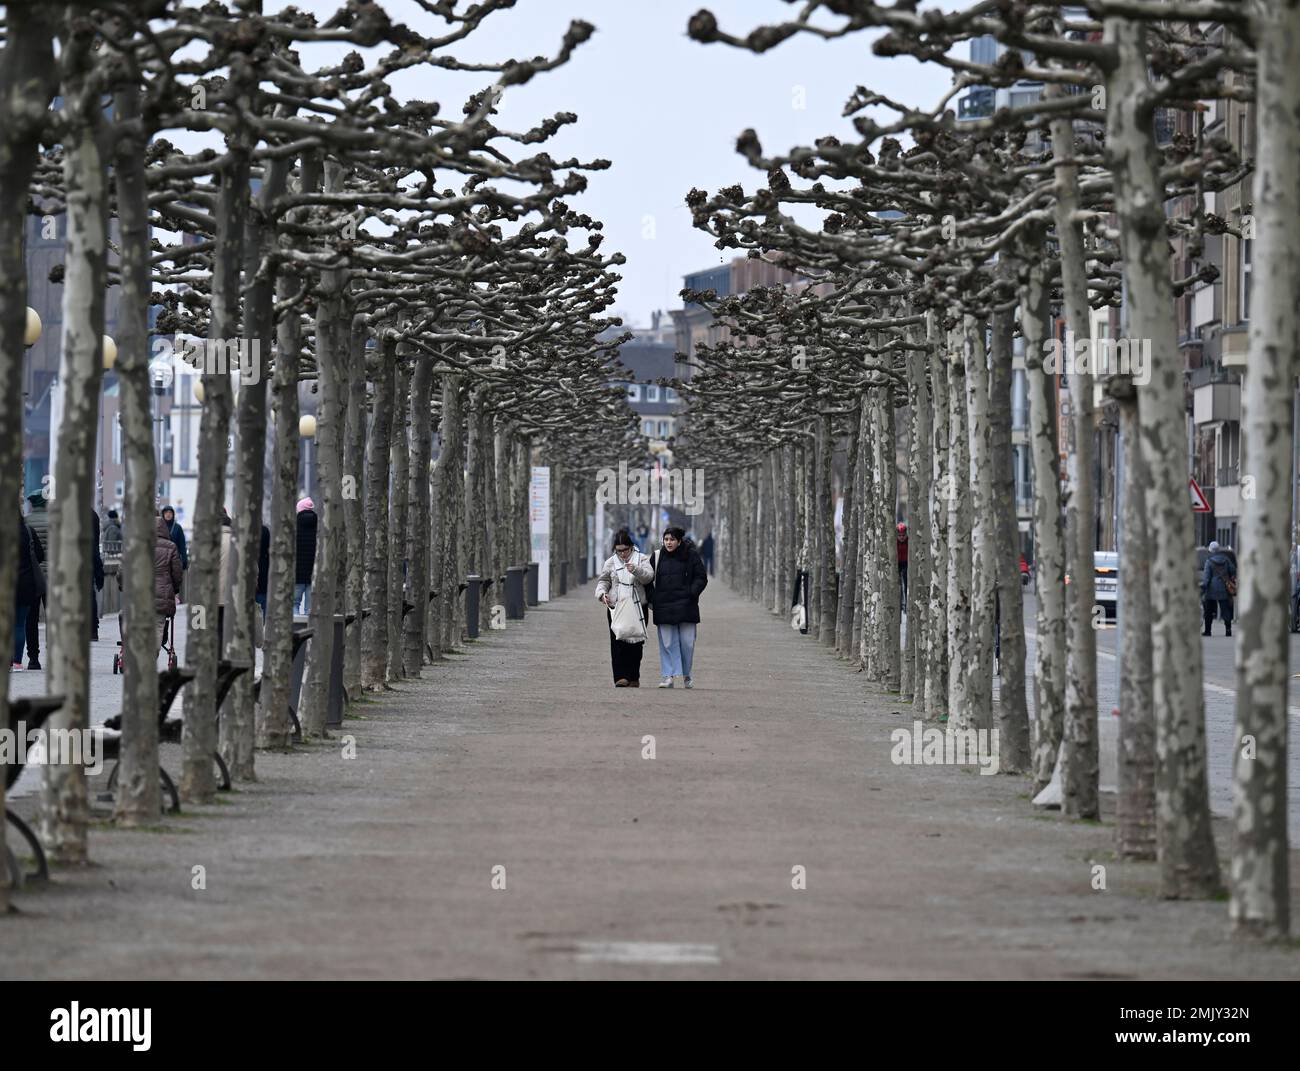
left=626, top=384, right=641, bottom=402
left=665, top=387, right=678, bottom=402
left=643, top=420, right=654, bottom=436
left=112, top=413, right=122, bottom=464
left=658, top=421, right=669, bottom=437
left=646, top=385, right=660, bottom=402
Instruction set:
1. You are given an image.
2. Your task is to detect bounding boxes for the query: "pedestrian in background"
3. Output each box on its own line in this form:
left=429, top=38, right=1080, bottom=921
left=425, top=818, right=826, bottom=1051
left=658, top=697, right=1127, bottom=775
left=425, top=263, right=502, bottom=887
left=295, top=497, right=317, bottom=614
left=91, top=509, right=104, bottom=640
left=153, top=515, right=183, bottom=653
left=595, top=527, right=654, bottom=687
left=700, top=530, right=715, bottom=576
left=161, top=505, right=188, bottom=571
left=13, top=517, right=41, bottom=670
left=23, top=492, right=48, bottom=669
left=1201, top=539, right=1237, bottom=637
left=650, top=526, right=708, bottom=689
left=256, top=523, right=271, bottom=619
left=897, top=522, right=909, bottom=608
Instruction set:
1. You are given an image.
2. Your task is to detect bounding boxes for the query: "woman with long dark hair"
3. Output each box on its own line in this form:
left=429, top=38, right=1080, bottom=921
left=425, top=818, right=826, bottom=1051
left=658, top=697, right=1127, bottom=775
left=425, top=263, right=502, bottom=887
left=594, top=528, right=654, bottom=687
left=649, top=526, right=708, bottom=688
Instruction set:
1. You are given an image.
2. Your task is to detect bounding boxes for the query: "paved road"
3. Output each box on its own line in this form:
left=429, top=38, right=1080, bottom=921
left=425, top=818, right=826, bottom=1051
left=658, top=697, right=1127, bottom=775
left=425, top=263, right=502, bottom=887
left=1016, top=594, right=1300, bottom=843
left=4, top=582, right=1296, bottom=979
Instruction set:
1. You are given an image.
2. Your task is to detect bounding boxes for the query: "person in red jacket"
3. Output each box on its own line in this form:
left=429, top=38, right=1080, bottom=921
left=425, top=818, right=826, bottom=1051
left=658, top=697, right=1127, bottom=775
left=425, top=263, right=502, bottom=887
left=897, top=522, right=909, bottom=609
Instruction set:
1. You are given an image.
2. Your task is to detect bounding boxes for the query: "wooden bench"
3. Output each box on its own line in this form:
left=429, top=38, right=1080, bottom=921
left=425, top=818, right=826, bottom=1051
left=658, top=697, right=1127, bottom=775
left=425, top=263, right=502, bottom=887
left=102, top=666, right=195, bottom=814
left=251, top=627, right=311, bottom=743
left=4, top=695, right=65, bottom=886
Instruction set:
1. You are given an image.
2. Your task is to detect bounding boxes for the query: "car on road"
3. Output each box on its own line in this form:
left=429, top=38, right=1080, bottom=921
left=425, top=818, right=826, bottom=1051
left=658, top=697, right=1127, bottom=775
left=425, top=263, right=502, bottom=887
left=1093, top=551, right=1118, bottom=619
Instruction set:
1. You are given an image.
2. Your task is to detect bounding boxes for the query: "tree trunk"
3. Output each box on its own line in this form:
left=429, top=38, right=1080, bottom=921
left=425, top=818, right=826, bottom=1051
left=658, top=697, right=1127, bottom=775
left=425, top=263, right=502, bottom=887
left=925, top=328, right=949, bottom=720
left=111, top=83, right=162, bottom=823
left=988, top=302, right=1030, bottom=772
left=946, top=349, right=972, bottom=728
left=362, top=338, right=395, bottom=689
left=257, top=153, right=317, bottom=750
left=182, top=141, right=248, bottom=799
left=41, top=77, right=108, bottom=859
left=1107, top=16, right=1221, bottom=897
left=0, top=3, right=56, bottom=903
left=404, top=352, right=433, bottom=674
left=387, top=354, right=411, bottom=681
left=964, top=315, right=995, bottom=733
left=342, top=315, right=368, bottom=699
left=1020, top=230, right=1068, bottom=792
left=1230, top=0, right=1297, bottom=938
left=1052, top=93, right=1100, bottom=820
left=1115, top=383, right=1156, bottom=859
left=222, top=154, right=287, bottom=782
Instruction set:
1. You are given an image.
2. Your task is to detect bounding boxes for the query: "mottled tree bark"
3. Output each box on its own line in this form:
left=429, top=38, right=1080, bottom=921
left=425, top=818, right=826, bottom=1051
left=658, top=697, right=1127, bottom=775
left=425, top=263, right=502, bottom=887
left=946, top=349, right=972, bottom=728
left=0, top=3, right=55, bottom=901
left=1107, top=17, right=1220, bottom=897
left=1230, top=0, right=1297, bottom=938
left=988, top=302, right=1030, bottom=772
left=964, top=315, right=995, bottom=733
left=361, top=338, right=395, bottom=690
left=112, top=82, right=162, bottom=823
left=1020, top=229, right=1068, bottom=792
left=925, top=330, right=949, bottom=720
left=387, top=355, right=411, bottom=681
left=403, top=354, right=433, bottom=674
left=1052, top=93, right=1100, bottom=820
left=342, top=316, right=368, bottom=699
left=41, top=41, right=107, bottom=858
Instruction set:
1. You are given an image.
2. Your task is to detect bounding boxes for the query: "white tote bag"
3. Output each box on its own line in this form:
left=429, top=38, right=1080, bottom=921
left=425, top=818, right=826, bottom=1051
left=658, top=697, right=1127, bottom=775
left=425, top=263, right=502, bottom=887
left=609, top=572, right=648, bottom=644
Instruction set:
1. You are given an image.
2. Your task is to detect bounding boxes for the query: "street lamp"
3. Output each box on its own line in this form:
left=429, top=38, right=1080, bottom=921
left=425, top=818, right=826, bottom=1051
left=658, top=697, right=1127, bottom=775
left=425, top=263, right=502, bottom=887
left=24, top=306, right=42, bottom=347
left=300, top=414, right=317, bottom=497
left=101, top=334, right=118, bottom=370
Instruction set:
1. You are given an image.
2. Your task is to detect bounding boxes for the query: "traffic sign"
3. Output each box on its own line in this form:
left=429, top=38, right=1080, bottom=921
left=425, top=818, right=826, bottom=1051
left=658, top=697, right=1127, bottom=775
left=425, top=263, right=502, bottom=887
left=1190, top=477, right=1211, bottom=513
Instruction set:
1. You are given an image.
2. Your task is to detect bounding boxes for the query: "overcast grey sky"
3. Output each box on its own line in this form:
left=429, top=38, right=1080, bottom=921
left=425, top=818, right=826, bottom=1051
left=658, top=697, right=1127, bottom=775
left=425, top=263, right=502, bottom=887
left=282, top=1, right=952, bottom=327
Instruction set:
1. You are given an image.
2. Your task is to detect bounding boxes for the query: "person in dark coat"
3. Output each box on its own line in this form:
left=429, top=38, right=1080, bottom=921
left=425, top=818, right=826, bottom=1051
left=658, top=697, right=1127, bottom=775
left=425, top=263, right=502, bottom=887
left=294, top=497, right=317, bottom=613
left=649, top=525, right=708, bottom=688
left=1201, top=540, right=1237, bottom=636
left=160, top=505, right=188, bottom=570
left=13, top=518, right=41, bottom=669
left=91, top=509, right=104, bottom=640
left=103, top=509, right=123, bottom=550
left=24, top=493, right=48, bottom=667
left=153, top=515, right=183, bottom=647
left=700, top=531, right=715, bottom=577
left=255, top=523, right=271, bottom=617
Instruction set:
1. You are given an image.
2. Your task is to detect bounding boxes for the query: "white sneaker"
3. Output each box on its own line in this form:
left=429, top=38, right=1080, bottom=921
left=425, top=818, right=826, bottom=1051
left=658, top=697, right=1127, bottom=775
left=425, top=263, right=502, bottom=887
left=683, top=677, right=694, bottom=689
left=657, top=677, right=674, bottom=688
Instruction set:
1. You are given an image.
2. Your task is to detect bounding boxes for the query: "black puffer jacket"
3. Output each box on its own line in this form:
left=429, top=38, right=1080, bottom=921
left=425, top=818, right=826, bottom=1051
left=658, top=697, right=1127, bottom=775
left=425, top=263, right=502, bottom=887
left=16, top=519, right=40, bottom=604
left=649, top=540, right=708, bottom=625
left=295, top=508, right=318, bottom=585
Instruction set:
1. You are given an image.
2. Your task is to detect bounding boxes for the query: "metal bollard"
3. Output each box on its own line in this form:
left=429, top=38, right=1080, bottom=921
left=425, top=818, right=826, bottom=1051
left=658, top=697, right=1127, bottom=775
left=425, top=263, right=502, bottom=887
left=578, top=556, right=588, bottom=585
left=505, top=566, right=526, bottom=619
left=559, top=559, right=569, bottom=596
left=465, top=575, right=481, bottom=639
left=525, top=562, right=539, bottom=606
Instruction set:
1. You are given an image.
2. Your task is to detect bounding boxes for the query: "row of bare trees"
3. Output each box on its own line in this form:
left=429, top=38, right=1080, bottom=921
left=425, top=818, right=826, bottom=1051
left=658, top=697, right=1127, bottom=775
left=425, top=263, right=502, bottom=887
left=0, top=0, right=637, bottom=914
left=677, top=1, right=1294, bottom=940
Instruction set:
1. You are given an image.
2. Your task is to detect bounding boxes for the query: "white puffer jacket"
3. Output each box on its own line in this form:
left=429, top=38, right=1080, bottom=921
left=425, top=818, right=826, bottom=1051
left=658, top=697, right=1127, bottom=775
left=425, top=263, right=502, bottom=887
left=594, top=550, right=654, bottom=609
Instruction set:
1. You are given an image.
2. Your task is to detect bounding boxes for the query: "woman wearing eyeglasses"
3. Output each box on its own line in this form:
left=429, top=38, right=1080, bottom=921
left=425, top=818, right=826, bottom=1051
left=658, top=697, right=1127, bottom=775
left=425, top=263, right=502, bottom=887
left=594, top=528, right=655, bottom=687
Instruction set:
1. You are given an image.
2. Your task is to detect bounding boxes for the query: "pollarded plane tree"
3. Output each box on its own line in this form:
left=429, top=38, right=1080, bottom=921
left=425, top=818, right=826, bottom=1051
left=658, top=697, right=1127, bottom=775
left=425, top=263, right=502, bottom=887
left=690, top=1, right=1285, bottom=932
left=11, top=0, right=637, bottom=876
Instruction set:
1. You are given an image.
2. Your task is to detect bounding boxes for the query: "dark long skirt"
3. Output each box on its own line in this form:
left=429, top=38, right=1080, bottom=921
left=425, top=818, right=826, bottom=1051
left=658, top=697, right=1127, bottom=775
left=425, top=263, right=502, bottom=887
left=607, top=607, right=647, bottom=683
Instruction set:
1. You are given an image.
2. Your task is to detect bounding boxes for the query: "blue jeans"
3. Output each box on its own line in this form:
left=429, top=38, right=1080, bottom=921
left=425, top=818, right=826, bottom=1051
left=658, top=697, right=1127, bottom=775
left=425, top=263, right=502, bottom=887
left=294, top=583, right=311, bottom=614
left=657, top=622, right=697, bottom=678
left=12, top=597, right=29, bottom=665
